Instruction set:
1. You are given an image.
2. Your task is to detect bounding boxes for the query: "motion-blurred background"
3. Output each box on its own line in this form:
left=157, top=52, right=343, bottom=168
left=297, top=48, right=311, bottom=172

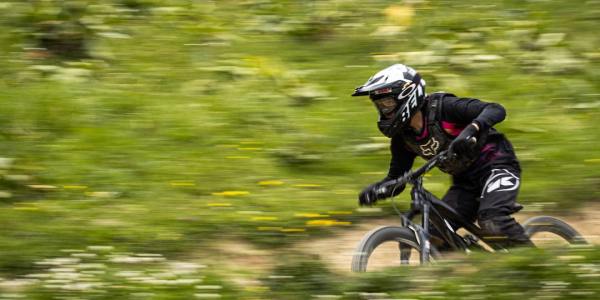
left=0, top=0, right=599, bottom=299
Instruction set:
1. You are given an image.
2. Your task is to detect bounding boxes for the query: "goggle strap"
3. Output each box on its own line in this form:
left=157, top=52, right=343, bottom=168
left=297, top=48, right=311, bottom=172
left=412, top=74, right=421, bottom=86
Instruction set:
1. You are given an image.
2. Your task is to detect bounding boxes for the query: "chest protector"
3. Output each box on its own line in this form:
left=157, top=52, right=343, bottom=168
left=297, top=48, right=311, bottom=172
left=400, top=92, right=477, bottom=175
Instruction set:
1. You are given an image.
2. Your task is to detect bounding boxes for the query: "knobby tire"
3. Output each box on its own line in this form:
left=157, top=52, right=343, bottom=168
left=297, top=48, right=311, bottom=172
left=522, top=216, right=587, bottom=245
left=351, top=226, right=437, bottom=272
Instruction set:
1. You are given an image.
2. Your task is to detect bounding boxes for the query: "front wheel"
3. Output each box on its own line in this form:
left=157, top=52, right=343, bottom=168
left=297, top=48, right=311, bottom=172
left=351, top=226, right=438, bottom=272
left=522, top=216, right=587, bottom=247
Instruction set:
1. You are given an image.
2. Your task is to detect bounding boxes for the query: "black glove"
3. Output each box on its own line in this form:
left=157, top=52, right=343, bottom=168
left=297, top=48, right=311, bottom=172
left=358, top=180, right=405, bottom=206
left=448, top=123, right=479, bottom=159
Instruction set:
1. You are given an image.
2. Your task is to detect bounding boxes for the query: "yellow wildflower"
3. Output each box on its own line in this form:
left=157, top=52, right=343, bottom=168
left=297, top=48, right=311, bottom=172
left=258, top=180, right=284, bottom=186
left=293, top=184, right=322, bottom=188
left=306, top=219, right=351, bottom=227
left=384, top=5, right=415, bottom=26
left=294, top=213, right=329, bottom=218
left=212, top=191, right=250, bottom=196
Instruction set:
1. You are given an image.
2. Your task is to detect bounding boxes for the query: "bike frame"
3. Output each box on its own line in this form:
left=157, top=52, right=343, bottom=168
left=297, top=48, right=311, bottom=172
left=380, top=150, right=497, bottom=263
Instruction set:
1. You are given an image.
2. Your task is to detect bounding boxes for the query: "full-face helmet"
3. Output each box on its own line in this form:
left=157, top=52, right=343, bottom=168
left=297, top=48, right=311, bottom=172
left=352, top=64, right=426, bottom=137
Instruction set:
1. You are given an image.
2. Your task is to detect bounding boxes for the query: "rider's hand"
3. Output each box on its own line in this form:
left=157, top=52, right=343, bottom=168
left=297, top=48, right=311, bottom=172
left=448, top=122, right=479, bottom=158
left=358, top=180, right=405, bottom=206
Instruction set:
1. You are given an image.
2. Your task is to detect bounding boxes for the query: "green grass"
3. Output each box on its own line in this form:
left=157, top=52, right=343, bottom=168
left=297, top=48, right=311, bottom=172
left=0, top=0, right=599, bottom=297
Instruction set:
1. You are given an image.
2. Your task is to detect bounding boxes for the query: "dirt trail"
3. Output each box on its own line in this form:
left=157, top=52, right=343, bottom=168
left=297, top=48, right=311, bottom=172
left=202, top=203, right=599, bottom=281
left=298, top=202, right=600, bottom=273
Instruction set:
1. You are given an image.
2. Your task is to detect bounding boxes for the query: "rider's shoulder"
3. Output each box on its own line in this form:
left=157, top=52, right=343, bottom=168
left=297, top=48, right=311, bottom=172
left=425, top=92, right=460, bottom=110
left=426, top=91, right=458, bottom=100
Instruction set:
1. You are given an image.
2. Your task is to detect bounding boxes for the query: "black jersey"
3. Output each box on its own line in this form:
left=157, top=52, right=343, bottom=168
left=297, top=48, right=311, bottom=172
left=385, top=93, right=519, bottom=179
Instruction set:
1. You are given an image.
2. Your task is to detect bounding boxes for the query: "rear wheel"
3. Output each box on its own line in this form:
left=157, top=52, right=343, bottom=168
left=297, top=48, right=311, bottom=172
left=522, top=216, right=587, bottom=247
left=351, top=226, right=438, bottom=272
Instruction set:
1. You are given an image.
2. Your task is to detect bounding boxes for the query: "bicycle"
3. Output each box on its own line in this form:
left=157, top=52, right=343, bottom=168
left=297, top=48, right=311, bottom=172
left=351, top=150, right=587, bottom=272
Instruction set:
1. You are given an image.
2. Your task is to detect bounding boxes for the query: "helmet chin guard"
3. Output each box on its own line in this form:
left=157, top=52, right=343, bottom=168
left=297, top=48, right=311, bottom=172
left=352, top=64, right=426, bottom=137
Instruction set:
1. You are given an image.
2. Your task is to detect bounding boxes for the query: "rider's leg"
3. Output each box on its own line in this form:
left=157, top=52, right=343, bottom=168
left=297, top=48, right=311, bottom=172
left=477, top=168, right=533, bottom=249
left=429, top=185, right=479, bottom=251
left=442, top=183, right=480, bottom=223
left=477, top=213, right=532, bottom=248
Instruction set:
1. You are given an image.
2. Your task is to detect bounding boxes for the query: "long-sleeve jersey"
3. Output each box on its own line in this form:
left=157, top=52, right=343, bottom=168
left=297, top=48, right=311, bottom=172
left=385, top=94, right=518, bottom=180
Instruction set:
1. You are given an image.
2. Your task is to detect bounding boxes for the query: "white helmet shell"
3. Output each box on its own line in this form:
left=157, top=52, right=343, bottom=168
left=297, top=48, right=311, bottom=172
left=352, top=64, right=427, bottom=137
left=352, top=64, right=425, bottom=96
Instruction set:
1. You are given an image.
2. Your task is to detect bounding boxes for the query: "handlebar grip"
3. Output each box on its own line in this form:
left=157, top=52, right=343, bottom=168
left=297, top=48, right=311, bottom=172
left=376, top=177, right=406, bottom=197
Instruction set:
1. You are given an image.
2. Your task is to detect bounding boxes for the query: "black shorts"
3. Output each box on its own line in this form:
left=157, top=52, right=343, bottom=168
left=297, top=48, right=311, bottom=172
left=443, top=168, right=523, bottom=222
left=443, top=135, right=524, bottom=222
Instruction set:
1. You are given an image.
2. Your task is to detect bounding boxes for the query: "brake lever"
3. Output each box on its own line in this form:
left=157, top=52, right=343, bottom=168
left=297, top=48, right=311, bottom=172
left=438, top=150, right=454, bottom=165
left=376, top=181, right=395, bottom=196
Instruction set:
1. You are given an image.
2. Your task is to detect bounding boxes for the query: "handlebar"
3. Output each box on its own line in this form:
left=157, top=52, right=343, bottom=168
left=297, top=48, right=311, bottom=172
left=376, top=150, right=449, bottom=196
left=374, top=135, right=477, bottom=197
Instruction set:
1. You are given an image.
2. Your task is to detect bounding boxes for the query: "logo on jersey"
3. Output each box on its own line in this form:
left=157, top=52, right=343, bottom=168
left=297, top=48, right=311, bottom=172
left=420, top=137, right=440, bottom=157
left=482, top=169, right=520, bottom=195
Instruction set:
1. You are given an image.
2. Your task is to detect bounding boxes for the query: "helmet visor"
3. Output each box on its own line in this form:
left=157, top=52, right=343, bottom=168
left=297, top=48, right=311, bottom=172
left=372, top=96, right=398, bottom=118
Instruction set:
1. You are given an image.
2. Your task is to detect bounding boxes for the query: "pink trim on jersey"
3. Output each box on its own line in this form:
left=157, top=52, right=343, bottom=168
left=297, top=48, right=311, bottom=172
left=441, top=121, right=465, bottom=137
left=481, top=143, right=495, bottom=153
left=479, top=142, right=500, bottom=162
left=415, top=118, right=429, bottom=141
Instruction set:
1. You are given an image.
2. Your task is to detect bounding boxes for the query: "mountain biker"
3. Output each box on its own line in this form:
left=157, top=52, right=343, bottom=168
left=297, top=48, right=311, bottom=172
left=353, top=64, right=532, bottom=249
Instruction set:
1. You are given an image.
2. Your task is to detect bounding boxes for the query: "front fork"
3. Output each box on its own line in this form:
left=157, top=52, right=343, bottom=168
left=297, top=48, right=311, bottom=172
left=397, top=203, right=431, bottom=264
left=399, top=184, right=432, bottom=264
left=419, top=202, right=431, bottom=263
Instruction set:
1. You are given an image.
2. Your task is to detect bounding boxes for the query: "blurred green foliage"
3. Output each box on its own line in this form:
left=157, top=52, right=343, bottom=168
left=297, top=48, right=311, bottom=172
left=0, top=0, right=599, bottom=298
left=341, top=246, right=600, bottom=300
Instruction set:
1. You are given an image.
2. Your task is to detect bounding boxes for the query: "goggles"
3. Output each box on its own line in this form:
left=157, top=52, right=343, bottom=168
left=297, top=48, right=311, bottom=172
left=372, top=96, right=399, bottom=117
